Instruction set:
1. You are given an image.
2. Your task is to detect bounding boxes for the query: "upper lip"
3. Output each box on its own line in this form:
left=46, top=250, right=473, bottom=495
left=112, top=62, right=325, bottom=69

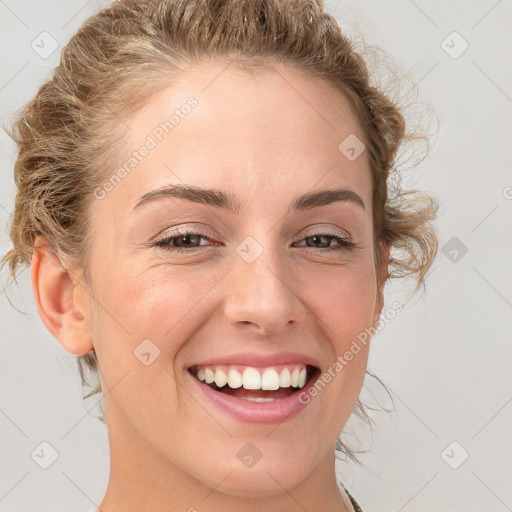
left=187, top=351, right=321, bottom=369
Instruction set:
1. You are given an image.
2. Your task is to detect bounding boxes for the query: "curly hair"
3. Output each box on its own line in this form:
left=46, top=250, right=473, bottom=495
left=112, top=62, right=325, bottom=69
left=1, top=0, right=439, bottom=463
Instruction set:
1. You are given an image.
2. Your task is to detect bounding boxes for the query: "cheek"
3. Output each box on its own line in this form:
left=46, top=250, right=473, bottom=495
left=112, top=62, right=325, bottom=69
left=90, top=259, right=222, bottom=371
left=300, top=263, right=376, bottom=408
left=304, top=261, right=378, bottom=345
left=90, top=263, right=213, bottom=429
left=272, top=295, right=374, bottom=468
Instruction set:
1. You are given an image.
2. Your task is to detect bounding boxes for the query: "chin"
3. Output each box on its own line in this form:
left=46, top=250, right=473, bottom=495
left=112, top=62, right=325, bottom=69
left=194, top=449, right=314, bottom=498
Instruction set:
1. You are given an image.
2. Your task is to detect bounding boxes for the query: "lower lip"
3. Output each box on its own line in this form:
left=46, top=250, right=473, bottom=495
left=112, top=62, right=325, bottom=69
left=186, top=370, right=320, bottom=424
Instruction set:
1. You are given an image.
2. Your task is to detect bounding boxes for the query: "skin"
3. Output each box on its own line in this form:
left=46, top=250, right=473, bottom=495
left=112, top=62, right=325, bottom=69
left=32, top=61, right=389, bottom=512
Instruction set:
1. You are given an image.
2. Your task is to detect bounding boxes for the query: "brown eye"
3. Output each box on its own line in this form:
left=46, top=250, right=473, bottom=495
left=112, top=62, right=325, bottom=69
left=295, top=232, right=355, bottom=252
left=153, top=230, right=213, bottom=253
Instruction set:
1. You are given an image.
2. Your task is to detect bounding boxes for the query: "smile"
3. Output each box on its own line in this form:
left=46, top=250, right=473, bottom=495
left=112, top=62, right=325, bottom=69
left=189, top=364, right=310, bottom=395
left=186, top=354, right=321, bottom=424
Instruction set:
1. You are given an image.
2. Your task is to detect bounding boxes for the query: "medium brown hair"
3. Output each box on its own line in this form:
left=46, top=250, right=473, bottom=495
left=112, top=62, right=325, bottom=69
left=1, top=0, right=439, bottom=462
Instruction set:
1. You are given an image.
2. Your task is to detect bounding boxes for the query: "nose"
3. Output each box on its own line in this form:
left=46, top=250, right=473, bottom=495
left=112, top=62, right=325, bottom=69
left=223, top=243, right=307, bottom=336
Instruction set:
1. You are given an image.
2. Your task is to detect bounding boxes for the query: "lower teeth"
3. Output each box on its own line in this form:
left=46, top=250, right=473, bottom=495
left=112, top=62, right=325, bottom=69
left=240, top=397, right=277, bottom=402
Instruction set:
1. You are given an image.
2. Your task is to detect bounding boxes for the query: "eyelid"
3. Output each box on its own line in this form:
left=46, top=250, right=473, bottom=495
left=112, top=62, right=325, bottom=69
left=152, top=225, right=357, bottom=255
left=299, top=223, right=351, bottom=238
left=151, top=223, right=217, bottom=243
left=153, top=224, right=351, bottom=244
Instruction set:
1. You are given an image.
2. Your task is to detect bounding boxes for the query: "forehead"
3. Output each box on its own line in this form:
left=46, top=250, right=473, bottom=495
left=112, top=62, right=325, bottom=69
left=102, top=61, right=372, bottom=214
left=127, top=60, right=365, bottom=144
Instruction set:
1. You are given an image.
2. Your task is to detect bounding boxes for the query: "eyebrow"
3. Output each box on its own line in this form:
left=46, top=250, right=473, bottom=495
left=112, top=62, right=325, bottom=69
left=133, top=184, right=366, bottom=213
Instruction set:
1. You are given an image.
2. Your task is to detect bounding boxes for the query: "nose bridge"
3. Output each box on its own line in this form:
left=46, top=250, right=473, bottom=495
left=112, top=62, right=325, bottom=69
left=224, top=233, right=306, bottom=334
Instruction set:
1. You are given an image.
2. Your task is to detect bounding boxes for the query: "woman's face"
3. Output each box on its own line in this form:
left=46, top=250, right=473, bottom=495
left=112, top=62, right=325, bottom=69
left=78, top=62, right=387, bottom=497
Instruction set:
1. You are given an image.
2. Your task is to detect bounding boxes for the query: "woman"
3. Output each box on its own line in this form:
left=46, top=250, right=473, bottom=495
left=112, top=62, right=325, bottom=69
left=1, top=0, right=438, bottom=510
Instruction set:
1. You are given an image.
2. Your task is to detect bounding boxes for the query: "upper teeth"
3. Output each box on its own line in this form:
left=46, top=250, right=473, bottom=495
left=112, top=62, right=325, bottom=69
left=194, top=365, right=308, bottom=390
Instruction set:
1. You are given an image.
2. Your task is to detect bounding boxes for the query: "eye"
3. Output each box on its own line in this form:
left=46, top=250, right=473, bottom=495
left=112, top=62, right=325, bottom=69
left=152, top=228, right=356, bottom=254
left=153, top=229, right=213, bottom=253
left=293, top=231, right=355, bottom=252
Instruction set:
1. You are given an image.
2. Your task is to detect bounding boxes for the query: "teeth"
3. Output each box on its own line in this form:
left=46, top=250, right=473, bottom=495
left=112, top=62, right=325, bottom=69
left=241, top=397, right=277, bottom=402
left=193, top=364, right=312, bottom=391
left=214, top=369, right=228, bottom=387
left=204, top=368, right=215, bottom=384
left=290, top=368, right=300, bottom=387
left=242, top=367, right=261, bottom=389
left=227, top=368, right=243, bottom=389
left=261, top=369, right=280, bottom=390
left=279, top=368, right=291, bottom=387
left=298, top=368, right=307, bottom=388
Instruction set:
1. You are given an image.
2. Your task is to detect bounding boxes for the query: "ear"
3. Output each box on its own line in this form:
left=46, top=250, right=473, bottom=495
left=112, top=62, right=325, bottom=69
left=371, top=241, right=391, bottom=330
left=31, top=235, right=93, bottom=356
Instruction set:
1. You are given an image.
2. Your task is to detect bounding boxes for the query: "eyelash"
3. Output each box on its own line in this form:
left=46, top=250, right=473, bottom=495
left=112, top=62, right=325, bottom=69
left=153, top=228, right=356, bottom=254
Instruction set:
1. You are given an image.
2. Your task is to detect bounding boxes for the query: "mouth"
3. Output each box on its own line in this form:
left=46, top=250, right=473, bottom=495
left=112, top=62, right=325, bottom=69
left=187, top=363, right=319, bottom=401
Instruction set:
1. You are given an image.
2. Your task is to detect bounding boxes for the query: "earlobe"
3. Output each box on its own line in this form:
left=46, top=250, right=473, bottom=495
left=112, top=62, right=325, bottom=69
left=31, top=236, right=93, bottom=356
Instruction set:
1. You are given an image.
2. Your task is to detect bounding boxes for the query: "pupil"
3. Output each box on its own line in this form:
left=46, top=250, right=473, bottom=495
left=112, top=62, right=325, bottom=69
left=311, top=235, right=327, bottom=248
left=181, top=235, right=196, bottom=246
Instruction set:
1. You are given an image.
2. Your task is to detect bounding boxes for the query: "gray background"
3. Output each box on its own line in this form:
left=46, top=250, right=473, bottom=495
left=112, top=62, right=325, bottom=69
left=1, top=1, right=511, bottom=511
